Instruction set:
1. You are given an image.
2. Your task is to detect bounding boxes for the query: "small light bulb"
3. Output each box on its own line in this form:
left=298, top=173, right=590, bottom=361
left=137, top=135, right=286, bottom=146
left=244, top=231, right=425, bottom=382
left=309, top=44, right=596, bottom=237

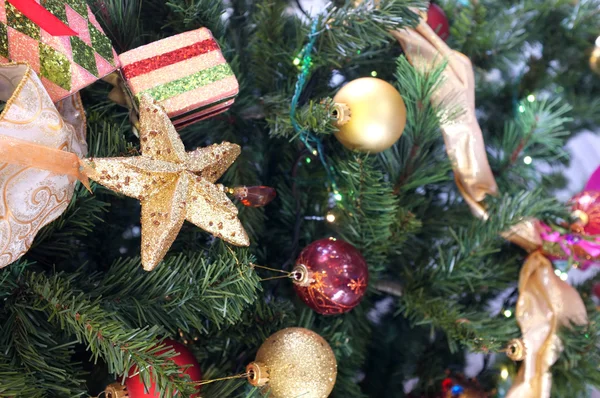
left=560, top=272, right=568, bottom=281
left=293, top=57, right=301, bottom=66
left=595, top=35, right=600, bottom=47
left=500, top=367, right=509, bottom=380
left=370, top=71, right=378, bottom=77
left=503, top=309, right=512, bottom=318
left=326, top=213, right=336, bottom=223
left=518, top=105, right=525, bottom=113
left=312, top=149, right=318, bottom=156
left=554, top=269, right=562, bottom=276
left=305, top=157, right=311, bottom=164
left=334, top=193, right=343, bottom=201
left=527, top=94, right=535, bottom=102
left=523, top=156, right=532, bottom=165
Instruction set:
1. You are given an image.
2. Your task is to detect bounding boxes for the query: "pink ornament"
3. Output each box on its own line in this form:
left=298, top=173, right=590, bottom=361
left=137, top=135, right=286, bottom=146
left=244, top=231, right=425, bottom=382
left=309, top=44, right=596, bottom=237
left=570, top=191, right=600, bottom=236
left=585, top=166, right=600, bottom=191
left=540, top=223, right=600, bottom=270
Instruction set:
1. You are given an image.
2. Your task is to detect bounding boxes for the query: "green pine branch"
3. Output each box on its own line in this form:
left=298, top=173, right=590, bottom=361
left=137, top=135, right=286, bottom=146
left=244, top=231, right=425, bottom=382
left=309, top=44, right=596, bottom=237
left=490, top=98, right=572, bottom=187
left=398, top=190, right=568, bottom=353
left=22, top=271, right=196, bottom=397
left=552, top=302, right=600, bottom=397
left=318, top=0, right=424, bottom=65
left=333, top=155, right=400, bottom=275
left=81, top=249, right=261, bottom=334
left=27, top=185, right=109, bottom=265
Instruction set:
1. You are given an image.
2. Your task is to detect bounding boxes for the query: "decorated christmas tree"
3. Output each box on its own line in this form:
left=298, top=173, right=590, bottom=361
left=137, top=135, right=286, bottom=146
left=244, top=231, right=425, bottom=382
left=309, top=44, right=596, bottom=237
left=0, top=0, right=599, bottom=397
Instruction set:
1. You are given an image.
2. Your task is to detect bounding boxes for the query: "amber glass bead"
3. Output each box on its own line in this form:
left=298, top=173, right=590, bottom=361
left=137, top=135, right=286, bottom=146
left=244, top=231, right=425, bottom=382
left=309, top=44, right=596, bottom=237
left=232, top=186, right=276, bottom=207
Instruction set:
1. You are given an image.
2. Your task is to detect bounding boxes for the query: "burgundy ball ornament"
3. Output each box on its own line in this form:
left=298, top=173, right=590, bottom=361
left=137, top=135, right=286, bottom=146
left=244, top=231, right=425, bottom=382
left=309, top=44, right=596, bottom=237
left=108, top=339, right=202, bottom=398
left=426, top=3, right=450, bottom=41
left=593, top=282, right=600, bottom=300
left=292, top=238, right=368, bottom=315
left=570, top=191, right=600, bottom=236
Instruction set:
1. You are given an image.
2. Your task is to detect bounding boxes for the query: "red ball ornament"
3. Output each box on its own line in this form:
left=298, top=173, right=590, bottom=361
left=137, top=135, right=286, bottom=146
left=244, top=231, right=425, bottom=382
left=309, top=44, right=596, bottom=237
left=570, top=191, right=600, bottom=236
left=426, top=3, right=450, bottom=41
left=292, top=238, right=368, bottom=315
left=124, top=339, right=202, bottom=398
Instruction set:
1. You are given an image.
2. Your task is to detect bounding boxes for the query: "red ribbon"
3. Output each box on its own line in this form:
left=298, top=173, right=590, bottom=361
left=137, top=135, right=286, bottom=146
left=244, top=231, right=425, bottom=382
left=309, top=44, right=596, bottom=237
left=7, top=0, right=77, bottom=36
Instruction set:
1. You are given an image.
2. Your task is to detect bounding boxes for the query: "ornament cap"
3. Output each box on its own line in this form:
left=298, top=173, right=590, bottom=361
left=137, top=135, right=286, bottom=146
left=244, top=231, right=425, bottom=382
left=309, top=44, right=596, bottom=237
left=292, top=263, right=313, bottom=287
left=332, top=102, right=351, bottom=126
left=571, top=209, right=589, bottom=230
left=247, top=361, right=270, bottom=387
left=506, top=338, right=526, bottom=361
left=105, top=382, right=129, bottom=398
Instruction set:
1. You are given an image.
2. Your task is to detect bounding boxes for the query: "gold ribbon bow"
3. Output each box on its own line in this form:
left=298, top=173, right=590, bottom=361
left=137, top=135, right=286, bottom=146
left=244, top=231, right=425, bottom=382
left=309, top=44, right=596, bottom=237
left=393, top=12, right=588, bottom=398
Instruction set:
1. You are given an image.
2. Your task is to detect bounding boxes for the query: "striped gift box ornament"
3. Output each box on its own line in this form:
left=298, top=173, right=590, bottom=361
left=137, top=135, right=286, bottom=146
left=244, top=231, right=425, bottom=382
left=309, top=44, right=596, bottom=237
left=119, top=28, right=239, bottom=129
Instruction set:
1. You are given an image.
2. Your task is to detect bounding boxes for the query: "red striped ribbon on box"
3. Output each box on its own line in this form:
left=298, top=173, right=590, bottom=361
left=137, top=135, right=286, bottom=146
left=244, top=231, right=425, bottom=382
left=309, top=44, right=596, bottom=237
left=118, top=28, right=239, bottom=121
left=121, top=39, right=220, bottom=80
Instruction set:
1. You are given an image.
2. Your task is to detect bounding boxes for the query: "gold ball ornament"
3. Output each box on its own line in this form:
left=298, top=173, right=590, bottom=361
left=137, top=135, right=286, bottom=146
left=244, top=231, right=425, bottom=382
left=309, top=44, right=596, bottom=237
left=332, top=77, right=406, bottom=153
left=246, top=327, right=337, bottom=398
left=590, top=45, right=600, bottom=75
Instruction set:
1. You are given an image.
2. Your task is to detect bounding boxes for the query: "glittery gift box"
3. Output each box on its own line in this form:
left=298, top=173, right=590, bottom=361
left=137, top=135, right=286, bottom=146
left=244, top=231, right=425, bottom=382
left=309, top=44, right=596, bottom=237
left=0, top=0, right=119, bottom=102
left=118, top=28, right=239, bottom=129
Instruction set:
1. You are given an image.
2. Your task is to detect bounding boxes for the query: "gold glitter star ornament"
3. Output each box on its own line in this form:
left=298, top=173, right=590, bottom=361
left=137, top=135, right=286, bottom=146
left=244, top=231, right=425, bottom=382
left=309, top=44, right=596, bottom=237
left=82, top=95, right=249, bottom=271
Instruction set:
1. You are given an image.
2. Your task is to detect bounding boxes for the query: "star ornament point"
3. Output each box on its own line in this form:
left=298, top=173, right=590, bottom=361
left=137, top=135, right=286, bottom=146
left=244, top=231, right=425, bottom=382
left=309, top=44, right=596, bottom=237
left=82, top=95, right=249, bottom=271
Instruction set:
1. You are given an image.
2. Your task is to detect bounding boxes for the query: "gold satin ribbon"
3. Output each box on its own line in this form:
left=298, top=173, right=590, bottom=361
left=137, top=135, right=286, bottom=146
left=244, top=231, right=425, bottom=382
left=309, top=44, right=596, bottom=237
left=506, top=252, right=588, bottom=398
left=0, top=134, right=90, bottom=191
left=391, top=16, right=498, bottom=216
left=393, top=10, right=588, bottom=398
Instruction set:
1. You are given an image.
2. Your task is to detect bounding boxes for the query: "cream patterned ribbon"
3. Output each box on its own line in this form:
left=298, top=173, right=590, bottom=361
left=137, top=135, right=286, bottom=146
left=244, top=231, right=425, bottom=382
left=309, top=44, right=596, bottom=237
left=0, top=62, right=87, bottom=268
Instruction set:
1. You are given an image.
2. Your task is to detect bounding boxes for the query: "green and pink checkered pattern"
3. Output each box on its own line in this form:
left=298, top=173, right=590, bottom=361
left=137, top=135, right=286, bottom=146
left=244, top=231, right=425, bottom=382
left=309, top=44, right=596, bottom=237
left=0, top=0, right=119, bottom=101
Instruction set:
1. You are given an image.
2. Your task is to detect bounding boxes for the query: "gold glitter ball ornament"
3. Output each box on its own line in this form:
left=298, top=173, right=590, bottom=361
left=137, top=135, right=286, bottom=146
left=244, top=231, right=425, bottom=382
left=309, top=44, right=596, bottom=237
left=246, top=327, right=337, bottom=398
left=590, top=45, right=600, bottom=75
left=82, top=95, right=249, bottom=271
left=332, top=77, right=406, bottom=153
